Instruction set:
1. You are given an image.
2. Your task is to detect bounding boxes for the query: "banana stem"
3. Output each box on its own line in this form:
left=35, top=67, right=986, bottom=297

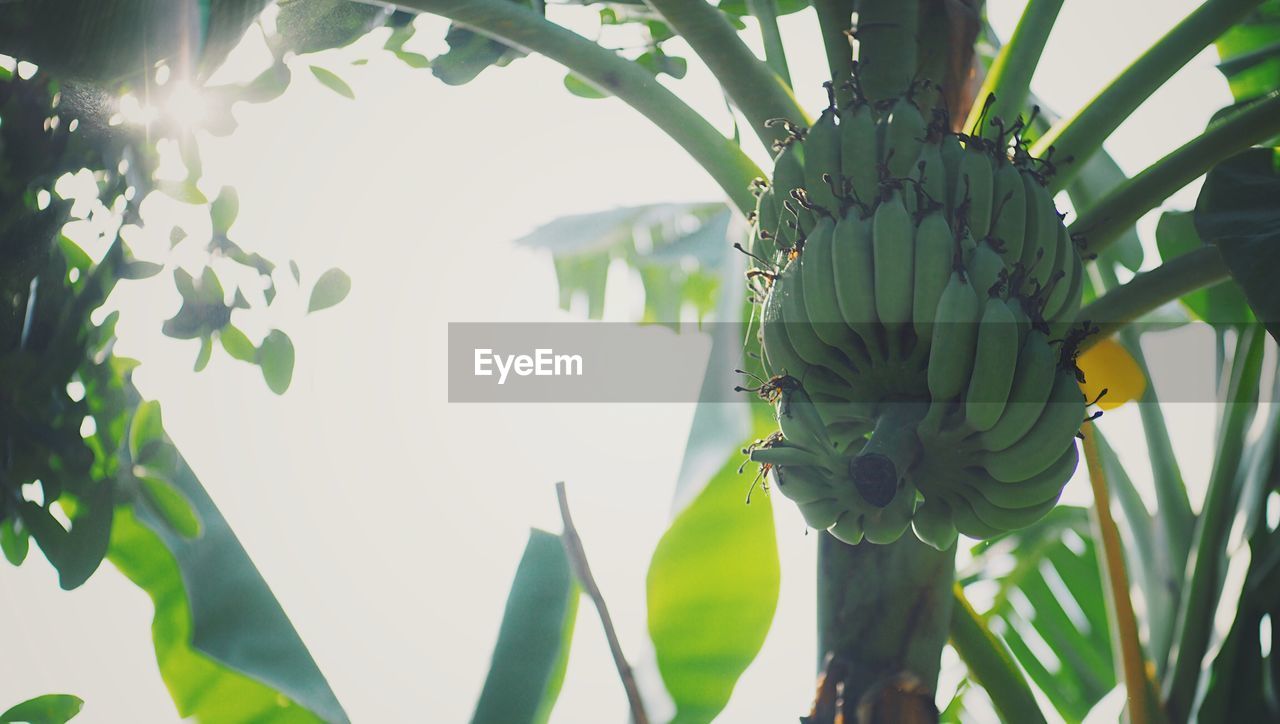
left=965, top=0, right=1064, bottom=139
left=815, top=533, right=955, bottom=718
left=813, top=1, right=855, bottom=102
left=747, top=0, right=793, bottom=86
left=854, top=0, right=920, bottom=103
left=1033, top=0, right=1264, bottom=192
left=397, top=0, right=763, bottom=214
left=1076, top=246, right=1230, bottom=352
left=850, top=403, right=926, bottom=507
left=1072, top=91, right=1280, bottom=257
left=643, top=0, right=810, bottom=149
left=949, top=584, right=1048, bottom=724
left=1080, top=424, right=1158, bottom=724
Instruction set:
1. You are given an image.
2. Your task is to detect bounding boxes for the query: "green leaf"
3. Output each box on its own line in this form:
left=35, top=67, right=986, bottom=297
left=647, top=437, right=779, bottom=724
left=170, top=227, right=188, bottom=247
left=193, top=336, right=213, bottom=372
left=431, top=1, right=543, bottom=86
left=276, top=0, right=389, bottom=54
left=1194, top=147, right=1280, bottom=342
left=290, top=260, right=301, bottom=283
left=128, top=400, right=164, bottom=461
left=0, top=519, right=29, bottom=565
left=120, top=260, right=163, bottom=280
left=109, top=402, right=346, bottom=722
left=257, top=329, right=295, bottom=394
left=1066, top=151, right=1144, bottom=272
left=308, top=66, right=355, bottom=99
left=210, top=186, right=239, bottom=235
left=562, top=72, right=607, bottom=99
left=218, top=324, right=257, bottom=363
left=1215, top=2, right=1280, bottom=104
left=156, top=181, right=208, bottom=205
left=470, top=529, right=578, bottom=724
left=1155, top=210, right=1253, bottom=325
left=307, top=267, right=352, bottom=313
left=0, top=694, right=84, bottom=723
left=137, top=475, right=202, bottom=539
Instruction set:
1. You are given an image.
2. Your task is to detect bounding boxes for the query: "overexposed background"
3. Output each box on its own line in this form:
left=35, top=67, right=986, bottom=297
left=0, top=1, right=1239, bottom=721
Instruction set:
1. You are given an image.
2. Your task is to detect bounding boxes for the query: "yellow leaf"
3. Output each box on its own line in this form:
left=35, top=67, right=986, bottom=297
left=1077, top=338, right=1146, bottom=410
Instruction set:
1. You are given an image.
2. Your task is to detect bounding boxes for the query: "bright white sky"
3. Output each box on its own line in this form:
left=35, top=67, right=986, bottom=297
left=0, top=1, right=1246, bottom=722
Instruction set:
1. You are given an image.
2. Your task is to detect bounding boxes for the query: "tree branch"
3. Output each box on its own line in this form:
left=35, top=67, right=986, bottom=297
left=1071, top=91, right=1280, bottom=257
left=644, top=0, right=809, bottom=148
left=398, top=0, right=763, bottom=214
left=555, top=482, right=650, bottom=724
left=1033, top=0, right=1263, bottom=192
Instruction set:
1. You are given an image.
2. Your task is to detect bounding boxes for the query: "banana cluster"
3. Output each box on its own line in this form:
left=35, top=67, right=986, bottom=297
left=745, top=81, right=1089, bottom=549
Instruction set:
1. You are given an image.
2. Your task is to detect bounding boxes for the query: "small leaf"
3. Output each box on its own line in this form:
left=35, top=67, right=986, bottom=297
left=309, top=66, right=355, bottom=99
left=210, top=186, right=239, bottom=235
left=170, top=227, right=188, bottom=247
left=194, top=336, right=214, bottom=372
left=0, top=694, right=84, bottom=723
left=257, top=330, right=295, bottom=394
left=1155, top=211, right=1252, bottom=325
left=137, top=476, right=202, bottom=539
left=129, top=400, right=165, bottom=461
left=307, top=268, right=351, bottom=313
left=219, top=325, right=257, bottom=362
left=120, top=260, right=163, bottom=279
left=470, top=529, right=578, bottom=724
left=289, top=260, right=301, bottom=283
left=563, top=72, right=607, bottom=99
left=394, top=51, right=431, bottom=69
left=0, top=519, right=29, bottom=566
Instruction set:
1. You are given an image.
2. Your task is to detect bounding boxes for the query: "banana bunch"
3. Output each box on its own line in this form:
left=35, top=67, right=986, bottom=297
left=745, top=78, right=1090, bottom=549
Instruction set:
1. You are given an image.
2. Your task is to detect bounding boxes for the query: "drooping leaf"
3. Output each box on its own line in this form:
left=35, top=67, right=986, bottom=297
left=193, top=336, right=213, bottom=372
left=136, top=475, right=202, bottom=540
left=1194, top=147, right=1280, bottom=342
left=308, top=66, right=355, bottom=99
left=470, top=529, right=578, bottom=724
left=258, top=329, right=295, bottom=394
left=431, top=1, right=542, bottom=86
left=218, top=324, right=257, bottom=363
left=210, top=186, right=239, bottom=236
left=1215, top=1, right=1280, bottom=104
left=647, top=435, right=779, bottom=724
left=307, top=268, right=352, bottom=313
left=0, top=694, right=84, bottom=723
left=0, top=518, right=29, bottom=565
left=109, top=403, right=347, bottom=722
left=1155, top=210, right=1253, bottom=325
left=276, top=0, right=391, bottom=54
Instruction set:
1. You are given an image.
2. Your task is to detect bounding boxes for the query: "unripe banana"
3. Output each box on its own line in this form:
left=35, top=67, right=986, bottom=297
left=801, top=217, right=872, bottom=368
left=776, top=382, right=837, bottom=454
left=829, top=510, right=866, bottom=545
left=849, top=404, right=925, bottom=508
left=778, top=260, right=864, bottom=386
left=926, top=271, right=981, bottom=401
left=885, top=98, right=926, bottom=179
left=940, top=133, right=963, bottom=216
left=911, top=212, right=953, bottom=344
left=748, top=440, right=832, bottom=470
left=964, top=296, right=1019, bottom=431
left=749, top=184, right=780, bottom=268
left=798, top=497, right=846, bottom=529
left=911, top=496, right=957, bottom=551
left=977, top=329, right=1057, bottom=452
left=1020, top=173, right=1060, bottom=289
left=965, top=442, right=1078, bottom=509
left=955, top=143, right=994, bottom=239
left=990, top=162, right=1026, bottom=264
left=831, top=209, right=885, bottom=360
left=771, top=464, right=834, bottom=505
left=862, top=480, right=916, bottom=544
left=840, top=103, right=879, bottom=208
left=872, top=190, right=915, bottom=334
left=804, top=106, right=842, bottom=216
left=954, top=475, right=1062, bottom=531
left=913, top=141, right=945, bottom=213
left=982, top=369, right=1085, bottom=482
left=1043, top=225, right=1079, bottom=323
left=966, top=240, right=1005, bottom=300
left=773, top=141, right=813, bottom=238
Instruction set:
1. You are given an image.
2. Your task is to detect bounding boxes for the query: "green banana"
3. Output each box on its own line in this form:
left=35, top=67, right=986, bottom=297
left=990, top=161, right=1026, bottom=264
left=926, top=271, right=981, bottom=401
left=976, top=329, right=1057, bottom=452
left=872, top=190, right=915, bottom=333
left=749, top=184, right=780, bottom=268
left=839, top=102, right=880, bottom=208
left=913, top=141, right=945, bottom=213
left=862, top=481, right=916, bottom=544
left=776, top=382, right=837, bottom=454
left=832, top=208, right=885, bottom=360
left=885, top=97, right=926, bottom=179
left=805, top=105, right=842, bottom=215
left=964, top=443, right=1078, bottom=509
left=772, top=464, right=835, bottom=505
left=778, top=259, right=864, bottom=385
left=911, top=495, right=957, bottom=551
left=953, top=475, right=1062, bottom=532
left=955, top=143, right=994, bottom=239
left=1020, top=173, right=1060, bottom=290
left=829, top=510, right=866, bottom=545
left=911, top=211, right=953, bottom=344
left=798, top=497, right=846, bottom=529
left=940, top=133, right=963, bottom=216
left=982, top=369, right=1085, bottom=482
left=1043, top=225, right=1079, bottom=323
left=964, top=295, right=1019, bottom=431
left=966, top=240, right=1005, bottom=300
left=773, top=140, right=813, bottom=238
left=801, top=216, right=872, bottom=368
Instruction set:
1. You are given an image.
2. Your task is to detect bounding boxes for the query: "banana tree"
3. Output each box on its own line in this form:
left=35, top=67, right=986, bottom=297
left=2, top=1, right=1279, bottom=723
